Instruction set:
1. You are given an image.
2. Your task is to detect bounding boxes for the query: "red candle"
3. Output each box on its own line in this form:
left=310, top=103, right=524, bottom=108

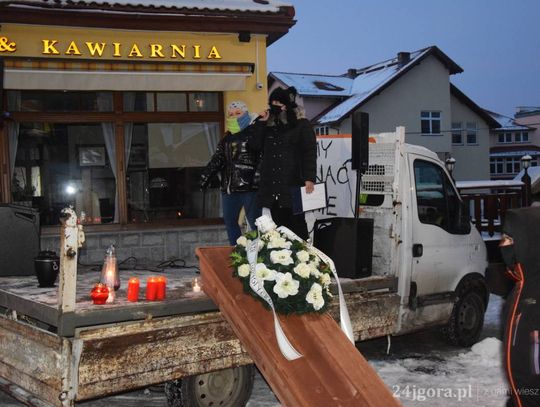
left=90, top=283, right=109, bottom=305
left=156, top=276, right=167, bottom=301
left=146, top=277, right=157, bottom=301
left=127, top=277, right=140, bottom=302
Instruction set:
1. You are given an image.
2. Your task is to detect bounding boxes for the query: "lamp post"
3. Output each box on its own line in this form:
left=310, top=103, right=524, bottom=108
left=521, top=154, right=532, bottom=207
left=445, top=157, right=456, bottom=183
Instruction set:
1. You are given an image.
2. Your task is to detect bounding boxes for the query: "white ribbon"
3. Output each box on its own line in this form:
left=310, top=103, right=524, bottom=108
left=277, top=226, right=355, bottom=344
left=246, top=239, right=302, bottom=360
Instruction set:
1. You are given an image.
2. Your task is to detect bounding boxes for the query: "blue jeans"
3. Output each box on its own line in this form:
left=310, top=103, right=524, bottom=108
left=222, top=192, right=260, bottom=245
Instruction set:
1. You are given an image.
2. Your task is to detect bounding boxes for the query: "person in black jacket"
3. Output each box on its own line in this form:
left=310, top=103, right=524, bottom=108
left=200, top=101, right=261, bottom=245
left=249, top=86, right=317, bottom=240
left=499, top=207, right=540, bottom=407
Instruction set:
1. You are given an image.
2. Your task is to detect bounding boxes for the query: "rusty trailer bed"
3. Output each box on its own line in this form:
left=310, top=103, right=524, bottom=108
left=0, top=267, right=217, bottom=336
left=0, top=266, right=399, bottom=406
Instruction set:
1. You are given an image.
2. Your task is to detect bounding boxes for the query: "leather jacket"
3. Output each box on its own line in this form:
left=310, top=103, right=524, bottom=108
left=200, top=126, right=260, bottom=193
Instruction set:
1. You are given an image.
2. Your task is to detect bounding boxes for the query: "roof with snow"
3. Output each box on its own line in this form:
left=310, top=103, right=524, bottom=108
left=0, top=0, right=292, bottom=13
left=270, top=72, right=352, bottom=97
left=485, top=110, right=531, bottom=131
left=270, top=46, right=466, bottom=125
left=516, top=106, right=540, bottom=118
left=0, top=0, right=295, bottom=44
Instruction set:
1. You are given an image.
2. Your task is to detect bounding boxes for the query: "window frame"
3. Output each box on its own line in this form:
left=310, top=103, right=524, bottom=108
left=465, top=122, right=478, bottom=145
left=413, top=158, right=470, bottom=235
left=420, top=111, right=442, bottom=136
left=3, top=91, right=225, bottom=229
left=451, top=121, right=463, bottom=145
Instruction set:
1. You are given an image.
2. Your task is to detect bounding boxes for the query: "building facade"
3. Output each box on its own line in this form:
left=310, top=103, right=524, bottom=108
left=269, top=46, right=499, bottom=181
left=0, top=0, right=295, bottom=263
left=487, top=109, right=539, bottom=180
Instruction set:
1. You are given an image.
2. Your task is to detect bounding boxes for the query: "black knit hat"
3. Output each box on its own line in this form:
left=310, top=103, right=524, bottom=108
left=269, top=86, right=298, bottom=108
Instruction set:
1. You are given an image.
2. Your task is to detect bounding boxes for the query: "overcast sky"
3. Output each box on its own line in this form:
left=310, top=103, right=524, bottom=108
left=267, top=0, right=540, bottom=117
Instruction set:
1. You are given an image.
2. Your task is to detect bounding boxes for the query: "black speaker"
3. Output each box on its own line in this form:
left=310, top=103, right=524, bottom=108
left=0, top=204, right=40, bottom=276
left=313, top=217, right=373, bottom=279
left=351, top=111, right=369, bottom=173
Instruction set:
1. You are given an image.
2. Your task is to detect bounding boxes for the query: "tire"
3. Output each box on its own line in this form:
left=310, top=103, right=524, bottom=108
left=165, top=365, right=255, bottom=407
left=445, top=286, right=486, bottom=347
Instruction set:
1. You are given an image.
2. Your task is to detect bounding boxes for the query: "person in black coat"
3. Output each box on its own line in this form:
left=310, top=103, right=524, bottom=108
left=249, top=86, right=316, bottom=240
left=500, top=206, right=540, bottom=406
left=200, top=101, right=261, bottom=245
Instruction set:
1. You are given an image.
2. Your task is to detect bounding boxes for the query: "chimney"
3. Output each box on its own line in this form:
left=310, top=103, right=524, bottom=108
left=347, top=68, right=358, bottom=78
left=397, top=52, right=411, bottom=68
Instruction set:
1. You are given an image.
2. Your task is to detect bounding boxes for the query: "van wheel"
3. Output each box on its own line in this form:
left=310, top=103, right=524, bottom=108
left=165, top=365, right=255, bottom=407
left=445, top=287, right=485, bottom=347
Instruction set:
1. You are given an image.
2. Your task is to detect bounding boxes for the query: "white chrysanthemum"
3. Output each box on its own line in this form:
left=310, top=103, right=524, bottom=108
left=310, top=255, right=321, bottom=266
left=255, top=215, right=277, bottom=233
left=236, top=236, right=249, bottom=247
left=263, top=229, right=281, bottom=240
left=257, top=239, right=265, bottom=250
left=296, top=250, right=310, bottom=263
left=267, top=235, right=292, bottom=249
left=306, top=283, right=325, bottom=310
left=237, top=263, right=250, bottom=277
left=255, top=263, right=276, bottom=281
left=293, top=262, right=311, bottom=279
left=308, top=262, right=321, bottom=277
left=269, top=249, right=294, bottom=266
left=273, top=272, right=300, bottom=298
left=319, top=273, right=331, bottom=287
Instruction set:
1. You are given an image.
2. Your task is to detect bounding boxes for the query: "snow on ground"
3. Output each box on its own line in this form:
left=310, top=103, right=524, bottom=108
left=372, top=337, right=507, bottom=406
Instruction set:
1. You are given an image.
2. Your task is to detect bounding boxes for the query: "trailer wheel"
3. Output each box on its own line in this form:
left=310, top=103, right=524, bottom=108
left=445, top=287, right=485, bottom=347
left=165, top=365, right=255, bottom=407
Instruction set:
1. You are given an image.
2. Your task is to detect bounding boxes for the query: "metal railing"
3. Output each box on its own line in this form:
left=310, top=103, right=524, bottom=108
left=456, top=180, right=526, bottom=237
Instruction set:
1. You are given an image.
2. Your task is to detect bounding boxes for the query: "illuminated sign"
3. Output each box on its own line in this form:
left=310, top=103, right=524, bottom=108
left=42, top=40, right=222, bottom=59
left=1, top=36, right=222, bottom=60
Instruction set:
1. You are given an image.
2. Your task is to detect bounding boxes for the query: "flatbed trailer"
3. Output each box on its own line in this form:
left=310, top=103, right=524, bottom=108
left=0, top=264, right=399, bottom=406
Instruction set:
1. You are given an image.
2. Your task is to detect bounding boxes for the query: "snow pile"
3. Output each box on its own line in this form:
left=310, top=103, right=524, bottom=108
left=371, top=337, right=508, bottom=406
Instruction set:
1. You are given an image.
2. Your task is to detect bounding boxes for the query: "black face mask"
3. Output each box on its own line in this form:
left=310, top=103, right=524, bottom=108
left=269, top=105, right=283, bottom=116
left=500, top=245, right=516, bottom=268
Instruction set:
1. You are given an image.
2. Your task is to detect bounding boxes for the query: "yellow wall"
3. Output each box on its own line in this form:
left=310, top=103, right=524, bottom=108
left=0, top=23, right=269, bottom=117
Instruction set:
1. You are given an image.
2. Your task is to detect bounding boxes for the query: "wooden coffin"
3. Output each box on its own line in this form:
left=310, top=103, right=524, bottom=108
left=197, top=246, right=400, bottom=407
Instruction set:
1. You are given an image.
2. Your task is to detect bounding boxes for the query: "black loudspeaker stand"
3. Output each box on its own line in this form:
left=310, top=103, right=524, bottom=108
left=351, top=111, right=369, bottom=173
left=313, top=217, right=373, bottom=279
left=0, top=204, right=40, bottom=276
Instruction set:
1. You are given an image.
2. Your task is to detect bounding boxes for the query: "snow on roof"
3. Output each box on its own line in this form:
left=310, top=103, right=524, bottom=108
left=0, top=0, right=292, bottom=13
left=271, top=72, right=352, bottom=97
left=486, top=110, right=530, bottom=131
left=318, top=48, right=431, bottom=124
left=272, top=48, right=450, bottom=124
left=490, top=150, right=540, bottom=158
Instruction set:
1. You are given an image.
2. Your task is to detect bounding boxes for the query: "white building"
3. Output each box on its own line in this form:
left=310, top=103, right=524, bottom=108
left=269, top=46, right=500, bottom=181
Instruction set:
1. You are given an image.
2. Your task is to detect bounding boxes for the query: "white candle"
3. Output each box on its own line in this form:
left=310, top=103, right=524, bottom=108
left=192, top=278, right=201, bottom=293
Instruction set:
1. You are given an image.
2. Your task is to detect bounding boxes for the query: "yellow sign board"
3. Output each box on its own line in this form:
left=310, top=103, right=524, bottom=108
left=0, top=24, right=259, bottom=63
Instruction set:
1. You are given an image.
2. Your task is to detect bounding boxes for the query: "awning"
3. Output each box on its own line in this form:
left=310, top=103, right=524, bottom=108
left=3, top=58, right=254, bottom=91
left=4, top=68, right=251, bottom=91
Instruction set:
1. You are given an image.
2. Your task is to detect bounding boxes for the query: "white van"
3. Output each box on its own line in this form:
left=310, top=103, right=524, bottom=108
left=312, top=126, right=488, bottom=346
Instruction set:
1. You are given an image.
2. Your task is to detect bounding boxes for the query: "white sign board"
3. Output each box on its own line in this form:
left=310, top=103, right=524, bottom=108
left=312, top=134, right=357, bottom=219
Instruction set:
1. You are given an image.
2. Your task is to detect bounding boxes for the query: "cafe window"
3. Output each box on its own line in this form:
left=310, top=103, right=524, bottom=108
left=123, top=92, right=219, bottom=112
left=10, top=122, right=116, bottom=226
left=6, top=90, right=223, bottom=227
left=7, top=90, right=113, bottom=112
left=126, top=122, right=221, bottom=223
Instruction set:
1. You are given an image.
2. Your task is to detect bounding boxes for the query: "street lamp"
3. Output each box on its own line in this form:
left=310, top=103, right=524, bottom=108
left=445, top=157, right=456, bottom=182
left=521, top=155, right=532, bottom=206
